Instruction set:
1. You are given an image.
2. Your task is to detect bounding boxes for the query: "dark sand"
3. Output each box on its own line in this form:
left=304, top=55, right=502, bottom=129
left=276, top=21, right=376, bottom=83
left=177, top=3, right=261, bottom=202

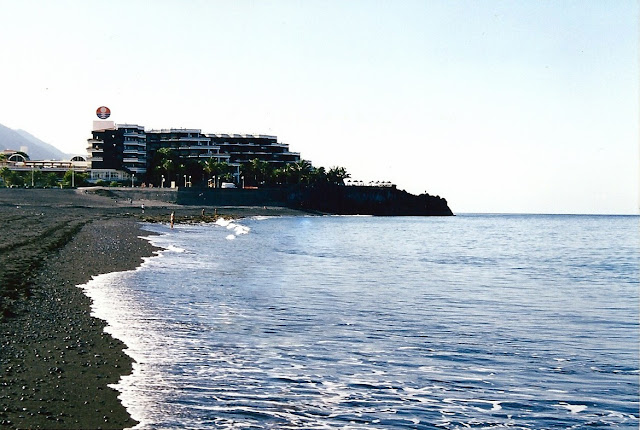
left=0, top=188, right=308, bottom=429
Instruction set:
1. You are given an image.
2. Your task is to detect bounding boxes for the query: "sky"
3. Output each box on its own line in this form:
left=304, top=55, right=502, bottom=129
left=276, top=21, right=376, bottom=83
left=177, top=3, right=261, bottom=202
left=0, top=0, right=637, bottom=214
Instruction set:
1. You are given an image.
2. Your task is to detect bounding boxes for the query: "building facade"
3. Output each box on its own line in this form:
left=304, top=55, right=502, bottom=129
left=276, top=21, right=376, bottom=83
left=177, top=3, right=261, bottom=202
left=120, top=124, right=147, bottom=175
left=208, top=134, right=300, bottom=166
left=87, top=123, right=300, bottom=185
left=146, top=128, right=231, bottom=163
left=87, top=123, right=147, bottom=182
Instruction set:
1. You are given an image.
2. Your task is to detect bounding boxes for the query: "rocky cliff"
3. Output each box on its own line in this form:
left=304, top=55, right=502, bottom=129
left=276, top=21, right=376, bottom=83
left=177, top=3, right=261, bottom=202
left=286, top=184, right=453, bottom=216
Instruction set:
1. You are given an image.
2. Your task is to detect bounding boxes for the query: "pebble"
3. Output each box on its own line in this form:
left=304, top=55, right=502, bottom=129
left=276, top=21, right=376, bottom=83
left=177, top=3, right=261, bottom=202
left=0, top=206, right=156, bottom=428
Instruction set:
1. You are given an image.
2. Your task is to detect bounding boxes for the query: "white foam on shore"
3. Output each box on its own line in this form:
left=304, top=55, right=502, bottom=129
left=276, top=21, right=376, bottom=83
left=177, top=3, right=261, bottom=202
left=215, top=218, right=250, bottom=238
left=166, top=245, right=186, bottom=253
left=215, top=218, right=232, bottom=227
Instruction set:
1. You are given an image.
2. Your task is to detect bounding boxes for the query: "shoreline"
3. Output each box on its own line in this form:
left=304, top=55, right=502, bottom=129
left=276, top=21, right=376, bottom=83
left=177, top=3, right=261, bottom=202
left=1, top=218, right=156, bottom=429
left=0, top=189, right=309, bottom=429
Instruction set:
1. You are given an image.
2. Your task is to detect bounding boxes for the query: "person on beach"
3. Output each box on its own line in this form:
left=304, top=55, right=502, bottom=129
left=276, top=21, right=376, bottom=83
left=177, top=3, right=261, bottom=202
left=170, top=211, right=175, bottom=229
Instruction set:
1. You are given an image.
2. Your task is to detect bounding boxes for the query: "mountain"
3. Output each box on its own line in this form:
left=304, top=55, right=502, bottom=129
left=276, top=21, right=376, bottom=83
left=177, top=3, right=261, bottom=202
left=0, top=123, right=69, bottom=160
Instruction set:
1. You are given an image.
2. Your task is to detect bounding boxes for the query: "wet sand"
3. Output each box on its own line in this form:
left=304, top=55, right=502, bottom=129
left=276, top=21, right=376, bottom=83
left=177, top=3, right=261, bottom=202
left=0, top=188, right=308, bottom=429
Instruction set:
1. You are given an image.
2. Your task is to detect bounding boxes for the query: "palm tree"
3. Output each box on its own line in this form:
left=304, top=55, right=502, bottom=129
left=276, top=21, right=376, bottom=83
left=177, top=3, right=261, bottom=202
left=242, top=158, right=273, bottom=187
left=309, top=166, right=327, bottom=185
left=327, top=166, right=351, bottom=185
left=289, top=160, right=313, bottom=184
left=202, top=159, right=233, bottom=188
left=327, top=166, right=350, bottom=185
left=272, top=167, right=288, bottom=185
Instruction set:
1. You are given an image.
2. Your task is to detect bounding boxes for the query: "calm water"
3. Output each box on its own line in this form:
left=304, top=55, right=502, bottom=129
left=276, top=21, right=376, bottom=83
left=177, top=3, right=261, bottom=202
left=80, top=214, right=639, bottom=429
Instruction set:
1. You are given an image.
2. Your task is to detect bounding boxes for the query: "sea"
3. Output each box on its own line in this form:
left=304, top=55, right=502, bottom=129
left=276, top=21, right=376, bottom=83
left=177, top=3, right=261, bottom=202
left=79, top=214, right=639, bottom=429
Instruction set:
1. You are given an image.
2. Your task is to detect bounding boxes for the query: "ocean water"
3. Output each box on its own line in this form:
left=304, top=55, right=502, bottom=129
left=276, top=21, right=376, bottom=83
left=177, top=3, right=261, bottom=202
left=80, top=214, right=639, bottom=429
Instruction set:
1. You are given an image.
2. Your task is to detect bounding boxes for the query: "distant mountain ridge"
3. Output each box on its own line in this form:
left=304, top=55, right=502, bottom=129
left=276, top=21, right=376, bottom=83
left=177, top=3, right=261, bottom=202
left=0, top=123, right=69, bottom=160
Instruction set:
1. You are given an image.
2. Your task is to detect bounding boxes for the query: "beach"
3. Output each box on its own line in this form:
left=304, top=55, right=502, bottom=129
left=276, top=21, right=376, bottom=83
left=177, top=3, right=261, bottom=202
left=0, top=188, right=306, bottom=429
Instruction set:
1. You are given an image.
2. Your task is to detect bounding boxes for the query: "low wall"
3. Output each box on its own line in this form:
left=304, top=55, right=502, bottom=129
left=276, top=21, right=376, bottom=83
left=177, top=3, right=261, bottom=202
left=91, top=187, right=180, bottom=204
left=95, top=187, right=290, bottom=207
left=176, top=188, right=288, bottom=207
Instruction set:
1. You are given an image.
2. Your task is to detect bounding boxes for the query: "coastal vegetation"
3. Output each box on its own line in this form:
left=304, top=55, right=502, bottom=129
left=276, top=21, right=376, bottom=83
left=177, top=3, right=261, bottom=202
left=146, top=149, right=351, bottom=189
left=0, top=167, right=88, bottom=188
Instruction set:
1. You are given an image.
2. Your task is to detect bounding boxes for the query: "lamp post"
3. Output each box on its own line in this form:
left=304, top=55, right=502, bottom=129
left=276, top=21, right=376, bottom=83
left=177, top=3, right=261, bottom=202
left=161, top=175, right=165, bottom=188
left=131, top=174, right=135, bottom=188
left=241, top=176, right=244, bottom=189
left=183, top=174, right=187, bottom=188
left=71, top=166, right=75, bottom=188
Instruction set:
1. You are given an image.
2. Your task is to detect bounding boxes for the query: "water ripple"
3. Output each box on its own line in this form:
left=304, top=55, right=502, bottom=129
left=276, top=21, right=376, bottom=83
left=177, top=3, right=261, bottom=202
left=81, top=215, right=639, bottom=429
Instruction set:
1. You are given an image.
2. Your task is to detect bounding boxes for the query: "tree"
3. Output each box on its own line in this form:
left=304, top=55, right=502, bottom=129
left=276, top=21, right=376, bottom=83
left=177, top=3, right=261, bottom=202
left=146, top=147, right=179, bottom=186
left=202, top=159, right=234, bottom=187
left=327, top=166, right=350, bottom=185
left=29, top=169, right=43, bottom=187
left=272, top=167, right=289, bottom=185
left=13, top=172, right=24, bottom=187
left=62, top=170, right=88, bottom=188
left=183, top=158, right=203, bottom=186
left=0, top=167, right=11, bottom=186
left=288, top=160, right=313, bottom=184
left=309, top=166, right=327, bottom=185
left=241, top=158, right=273, bottom=187
left=158, top=148, right=178, bottom=178
left=44, top=173, right=59, bottom=188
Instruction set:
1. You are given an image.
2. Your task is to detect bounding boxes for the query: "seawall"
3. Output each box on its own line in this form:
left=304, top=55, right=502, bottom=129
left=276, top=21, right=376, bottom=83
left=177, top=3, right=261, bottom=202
left=86, top=185, right=454, bottom=216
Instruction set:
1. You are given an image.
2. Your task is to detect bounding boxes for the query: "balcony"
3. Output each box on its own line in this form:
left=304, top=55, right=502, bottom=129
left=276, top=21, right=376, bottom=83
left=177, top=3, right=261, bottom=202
left=182, top=146, right=217, bottom=151
left=127, top=167, right=147, bottom=174
left=123, top=149, right=146, bottom=156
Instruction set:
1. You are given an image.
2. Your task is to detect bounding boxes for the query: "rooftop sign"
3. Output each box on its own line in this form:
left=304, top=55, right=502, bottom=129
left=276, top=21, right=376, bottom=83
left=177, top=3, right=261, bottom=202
left=96, top=106, right=111, bottom=119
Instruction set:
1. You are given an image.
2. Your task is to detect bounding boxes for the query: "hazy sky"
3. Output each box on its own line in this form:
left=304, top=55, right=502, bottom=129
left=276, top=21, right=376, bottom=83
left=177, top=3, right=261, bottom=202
left=0, top=0, right=637, bottom=214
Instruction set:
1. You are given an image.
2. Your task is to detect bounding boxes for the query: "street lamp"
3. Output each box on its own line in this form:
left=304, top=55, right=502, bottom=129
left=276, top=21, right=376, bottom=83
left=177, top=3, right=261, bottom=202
left=131, top=174, right=135, bottom=188
left=183, top=174, right=187, bottom=188
left=161, top=175, right=165, bottom=188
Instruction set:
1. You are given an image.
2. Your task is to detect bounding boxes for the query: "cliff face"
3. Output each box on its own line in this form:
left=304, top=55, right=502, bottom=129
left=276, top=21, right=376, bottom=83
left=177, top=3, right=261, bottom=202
left=287, top=184, right=454, bottom=216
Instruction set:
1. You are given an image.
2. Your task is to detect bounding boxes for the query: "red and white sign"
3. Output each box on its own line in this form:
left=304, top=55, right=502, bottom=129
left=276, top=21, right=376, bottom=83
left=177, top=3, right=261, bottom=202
left=96, top=106, right=111, bottom=119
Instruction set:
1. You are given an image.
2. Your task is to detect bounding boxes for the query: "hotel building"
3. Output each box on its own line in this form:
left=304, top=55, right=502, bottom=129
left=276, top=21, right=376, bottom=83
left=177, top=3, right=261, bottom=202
left=86, top=123, right=300, bottom=184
